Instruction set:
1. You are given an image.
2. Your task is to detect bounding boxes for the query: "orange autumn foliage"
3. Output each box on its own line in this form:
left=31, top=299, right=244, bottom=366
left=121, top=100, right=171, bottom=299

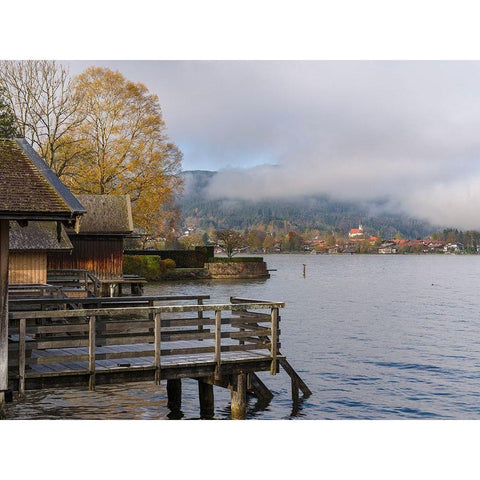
left=61, top=66, right=183, bottom=238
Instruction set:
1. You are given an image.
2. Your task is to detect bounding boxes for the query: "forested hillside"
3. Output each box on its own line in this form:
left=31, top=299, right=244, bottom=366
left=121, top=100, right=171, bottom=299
left=180, top=170, right=437, bottom=239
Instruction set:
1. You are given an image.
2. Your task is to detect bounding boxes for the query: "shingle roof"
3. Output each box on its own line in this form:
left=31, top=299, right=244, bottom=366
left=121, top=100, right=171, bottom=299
left=9, top=221, right=73, bottom=252
left=73, top=194, right=134, bottom=235
left=0, top=138, right=86, bottom=221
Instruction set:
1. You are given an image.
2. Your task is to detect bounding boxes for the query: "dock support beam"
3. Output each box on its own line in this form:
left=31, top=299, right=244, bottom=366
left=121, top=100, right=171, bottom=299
left=167, top=379, right=182, bottom=413
left=198, top=378, right=214, bottom=419
left=88, top=316, right=96, bottom=391
left=230, top=373, right=247, bottom=420
left=0, top=220, right=9, bottom=417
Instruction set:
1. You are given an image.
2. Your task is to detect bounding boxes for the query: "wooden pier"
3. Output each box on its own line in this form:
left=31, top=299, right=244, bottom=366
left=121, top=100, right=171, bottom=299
left=6, top=295, right=310, bottom=419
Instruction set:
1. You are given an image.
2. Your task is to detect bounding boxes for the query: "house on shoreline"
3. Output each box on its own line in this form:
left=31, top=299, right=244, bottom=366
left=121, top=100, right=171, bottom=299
left=47, top=194, right=137, bottom=296
left=0, top=137, right=85, bottom=407
left=9, top=221, right=72, bottom=291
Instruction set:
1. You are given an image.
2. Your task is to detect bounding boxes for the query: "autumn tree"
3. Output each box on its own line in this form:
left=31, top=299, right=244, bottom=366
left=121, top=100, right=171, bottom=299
left=262, top=234, right=276, bottom=252
left=214, top=229, right=244, bottom=258
left=282, top=231, right=305, bottom=251
left=247, top=229, right=267, bottom=251
left=179, top=233, right=204, bottom=250
left=0, top=60, right=83, bottom=176
left=61, top=67, right=183, bottom=239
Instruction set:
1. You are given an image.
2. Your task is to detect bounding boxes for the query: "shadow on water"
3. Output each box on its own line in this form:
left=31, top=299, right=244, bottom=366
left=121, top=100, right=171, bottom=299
left=167, top=408, right=185, bottom=420
left=289, top=394, right=309, bottom=419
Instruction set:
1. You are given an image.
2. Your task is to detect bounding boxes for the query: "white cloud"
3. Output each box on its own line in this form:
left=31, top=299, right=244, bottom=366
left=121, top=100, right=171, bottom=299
left=67, top=60, right=480, bottom=229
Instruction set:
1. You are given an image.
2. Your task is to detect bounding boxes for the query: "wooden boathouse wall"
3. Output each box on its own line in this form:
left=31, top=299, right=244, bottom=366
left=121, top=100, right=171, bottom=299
left=9, top=252, right=47, bottom=284
left=9, top=221, right=74, bottom=285
left=48, top=236, right=124, bottom=281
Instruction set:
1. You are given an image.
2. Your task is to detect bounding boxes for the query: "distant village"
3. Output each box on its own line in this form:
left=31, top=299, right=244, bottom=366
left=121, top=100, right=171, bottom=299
left=177, top=223, right=476, bottom=256
left=305, top=224, right=469, bottom=255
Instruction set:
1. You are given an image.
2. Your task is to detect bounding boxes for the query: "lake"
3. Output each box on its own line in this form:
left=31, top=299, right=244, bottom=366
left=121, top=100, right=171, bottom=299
left=6, top=253, right=480, bottom=419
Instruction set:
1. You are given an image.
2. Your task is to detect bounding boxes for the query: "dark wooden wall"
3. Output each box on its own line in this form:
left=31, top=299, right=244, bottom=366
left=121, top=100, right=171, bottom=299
left=48, top=236, right=124, bottom=280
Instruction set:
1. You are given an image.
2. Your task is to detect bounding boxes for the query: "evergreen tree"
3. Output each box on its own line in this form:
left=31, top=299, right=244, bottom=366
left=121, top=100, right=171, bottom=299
left=0, top=87, right=17, bottom=138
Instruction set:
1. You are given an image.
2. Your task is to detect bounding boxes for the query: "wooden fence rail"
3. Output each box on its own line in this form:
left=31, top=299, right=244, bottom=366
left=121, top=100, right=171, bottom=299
left=8, top=301, right=284, bottom=391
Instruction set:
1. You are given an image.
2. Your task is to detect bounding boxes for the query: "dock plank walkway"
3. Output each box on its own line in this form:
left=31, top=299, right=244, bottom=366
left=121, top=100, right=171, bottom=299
left=5, top=296, right=312, bottom=418
left=25, top=341, right=270, bottom=376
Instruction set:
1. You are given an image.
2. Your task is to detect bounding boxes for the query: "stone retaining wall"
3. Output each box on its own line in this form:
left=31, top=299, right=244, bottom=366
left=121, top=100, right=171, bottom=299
left=206, top=261, right=270, bottom=279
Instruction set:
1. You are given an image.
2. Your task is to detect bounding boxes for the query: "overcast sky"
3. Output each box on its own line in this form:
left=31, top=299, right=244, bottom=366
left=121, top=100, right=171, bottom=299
left=66, top=60, right=480, bottom=229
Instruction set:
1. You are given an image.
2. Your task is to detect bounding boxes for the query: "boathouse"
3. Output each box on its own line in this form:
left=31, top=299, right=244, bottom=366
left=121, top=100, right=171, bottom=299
left=9, top=221, right=72, bottom=296
left=0, top=138, right=85, bottom=409
left=47, top=194, right=137, bottom=295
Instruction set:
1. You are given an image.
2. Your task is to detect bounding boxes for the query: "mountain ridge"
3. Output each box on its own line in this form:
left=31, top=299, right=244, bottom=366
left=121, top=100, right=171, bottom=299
left=179, top=170, right=438, bottom=239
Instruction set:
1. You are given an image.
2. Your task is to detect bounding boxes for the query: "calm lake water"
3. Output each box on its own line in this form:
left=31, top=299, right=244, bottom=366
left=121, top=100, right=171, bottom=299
left=7, top=253, right=480, bottom=420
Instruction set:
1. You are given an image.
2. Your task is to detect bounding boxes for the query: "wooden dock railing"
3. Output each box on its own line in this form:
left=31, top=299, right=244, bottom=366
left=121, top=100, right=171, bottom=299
left=8, top=300, right=284, bottom=395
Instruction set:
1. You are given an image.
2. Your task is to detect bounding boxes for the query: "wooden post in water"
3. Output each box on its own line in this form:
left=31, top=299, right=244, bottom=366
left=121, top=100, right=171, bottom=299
left=0, top=220, right=9, bottom=413
left=230, top=373, right=247, bottom=420
left=214, top=310, right=222, bottom=380
left=154, top=312, right=161, bottom=385
left=88, top=315, right=96, bottom=391
left=303, top=263, right=306, bottom=277
left=270, top=307, right=279, bottom=375
left=18, top=318, right=26, bottom=398
left=198, top=378, right=214, bottom=419
left=167, top=379, right=182, bottom=412
left=197, top=298, right=204, bottom=339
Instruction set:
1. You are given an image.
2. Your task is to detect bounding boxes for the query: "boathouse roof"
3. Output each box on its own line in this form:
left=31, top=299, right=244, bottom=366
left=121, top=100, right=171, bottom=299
left=73, top=195, right=134, bottom=235
left=9, top=221, right=73, bottom=252
left=0, top=138, right=86, bottom=222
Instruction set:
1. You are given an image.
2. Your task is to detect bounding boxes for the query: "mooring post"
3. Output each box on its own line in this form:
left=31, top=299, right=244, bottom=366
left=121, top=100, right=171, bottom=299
left=198, top=378, right=214, bottom=419
left=154, top=312, right=161, bottom=385
left=214, top=310, right=222, bottom=380
left=230, top=373, right=247, bottom=420
left=18, top=318, right=26, bottom=398
left=0, top=219, right=9, bottom=415
left=303, top=263, right=306, bottom=277
left=197, top=298, right=204, bottom=339
left=270, top=307, right=279, bottom=375
left=88, top=315, right=96, bottom=391
left=167, top=379, right=182, bottom=412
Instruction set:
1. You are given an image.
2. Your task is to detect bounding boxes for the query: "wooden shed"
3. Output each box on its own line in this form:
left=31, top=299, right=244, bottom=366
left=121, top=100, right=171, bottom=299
left=47, top=194, right=136, bottom=295
left=0, top=138, right=85, bottom=407
left=9, top=221, right=72, bottom=285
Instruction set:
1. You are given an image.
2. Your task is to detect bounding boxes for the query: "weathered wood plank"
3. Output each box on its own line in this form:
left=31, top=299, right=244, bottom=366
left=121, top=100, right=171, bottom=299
left=18, top=318, right=26, bottom=397
left=248, top=373, right=274, bottom=401
left=9, top=302, right=285, bottom=320
left=154, top=312, right=161, bottom=385
left=279, top=358, right=312, bottom=396
left=10, top=294, right=211, bottom=308
left=88, top=316, right=96, bottom=391
left=214, top=310, right=221, bottom=380
left=270, top=308, right=279, bottom=376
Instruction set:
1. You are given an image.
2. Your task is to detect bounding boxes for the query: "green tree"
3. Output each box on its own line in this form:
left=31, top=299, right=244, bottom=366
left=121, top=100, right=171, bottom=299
left=0, top=87, right=17, bottom=138
left=202, top=232, right=210, bottom=245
